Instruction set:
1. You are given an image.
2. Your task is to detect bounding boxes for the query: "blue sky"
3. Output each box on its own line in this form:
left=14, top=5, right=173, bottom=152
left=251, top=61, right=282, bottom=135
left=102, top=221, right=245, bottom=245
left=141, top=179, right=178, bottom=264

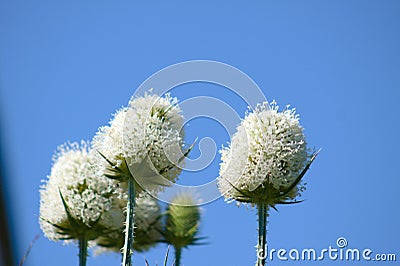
left=1, top=1, right=399, bottom=265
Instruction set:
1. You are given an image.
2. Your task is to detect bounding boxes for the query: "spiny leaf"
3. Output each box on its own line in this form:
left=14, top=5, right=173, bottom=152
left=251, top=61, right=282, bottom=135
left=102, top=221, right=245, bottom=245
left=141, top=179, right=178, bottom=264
left=270, top=205, right=279, bottom=212
left=224, top=179, right=253, bottom=200
left=98, top=151, right=131, bottom=181
left=159, top=138, right=197, bottom=175
left=58, top=237, right=74, bottom=240
left=276, top=200, right=304, bottom=205
left=97, top=150, right=117, bottom=167
left=59, top=190, right=82, bottom=229
left=39, top=217, right=70, bottom=232
left=179, top=138, right=198, bottom=164
left=189, top=236, right=208, bottom=245
left=280, top=149, right=321, bottom=198
left=104, top=174, right=123, bottom=180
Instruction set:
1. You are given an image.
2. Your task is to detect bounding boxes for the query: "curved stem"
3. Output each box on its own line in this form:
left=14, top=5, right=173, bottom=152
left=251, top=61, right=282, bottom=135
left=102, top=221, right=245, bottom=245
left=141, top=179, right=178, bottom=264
left=122, top=179, right=136, bottom=266
left=174, top=246, right=182, bottom=266
left=79, top=234, right=88, bottom=266
left=256, top=203, right=268, bottom=266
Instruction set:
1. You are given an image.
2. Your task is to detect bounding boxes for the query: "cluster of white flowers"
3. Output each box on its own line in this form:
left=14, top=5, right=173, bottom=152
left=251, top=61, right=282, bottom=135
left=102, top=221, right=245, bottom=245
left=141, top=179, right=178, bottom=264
left=92, top=92, right=185, bottom=192
left=218, top=101, right=309, bottom=205
left=39, top=86, right=314, bottom=266
left=39, top=142, right=119, bottom=241
left=40, top=91, right=186, bottom=245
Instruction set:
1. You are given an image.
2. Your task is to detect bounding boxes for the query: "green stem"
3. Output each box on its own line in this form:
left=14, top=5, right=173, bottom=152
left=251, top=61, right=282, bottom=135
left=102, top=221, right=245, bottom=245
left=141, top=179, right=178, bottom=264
left=174, top=246, right=182, bottom=266
left=122, top=179, right=136, bottom=266
left=256, top=203, right=268, bottom=266
left=79, top=234, right=88, bottom=266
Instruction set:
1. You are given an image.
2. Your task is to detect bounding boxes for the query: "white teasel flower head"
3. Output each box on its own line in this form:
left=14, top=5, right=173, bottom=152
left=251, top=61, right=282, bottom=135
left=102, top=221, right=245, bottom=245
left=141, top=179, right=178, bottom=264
left=218, top=101, right=310, bottom=206
left=92, top=91, right=185, bottom=192
left=39, top=141, right=120, bottom=242
left=94, top=194, right=162, bottom=253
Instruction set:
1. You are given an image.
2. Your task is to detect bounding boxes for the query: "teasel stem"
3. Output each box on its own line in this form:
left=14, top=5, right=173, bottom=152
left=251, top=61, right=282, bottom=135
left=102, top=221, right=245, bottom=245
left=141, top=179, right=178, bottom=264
left=122, top=179, right=136, bottom=266
left=174, top=246, right=182, bottom=266
left=78, top=234, right=88, bottom=266
left=256, top=203, right=268, bottom=266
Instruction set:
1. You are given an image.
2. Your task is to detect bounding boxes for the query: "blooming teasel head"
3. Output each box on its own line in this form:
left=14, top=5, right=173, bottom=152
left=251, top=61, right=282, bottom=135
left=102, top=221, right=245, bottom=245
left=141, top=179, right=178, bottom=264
left=39, top=141, right=120, bottom=242
left=218, top=101, right=319, bottom=208
left=92, top=91, right=190, bottom=192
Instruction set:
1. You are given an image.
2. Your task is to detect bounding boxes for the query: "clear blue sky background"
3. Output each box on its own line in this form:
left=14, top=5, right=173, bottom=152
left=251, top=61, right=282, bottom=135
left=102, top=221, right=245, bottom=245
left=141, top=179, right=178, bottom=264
left=1, top=1, right=399, bottom=265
